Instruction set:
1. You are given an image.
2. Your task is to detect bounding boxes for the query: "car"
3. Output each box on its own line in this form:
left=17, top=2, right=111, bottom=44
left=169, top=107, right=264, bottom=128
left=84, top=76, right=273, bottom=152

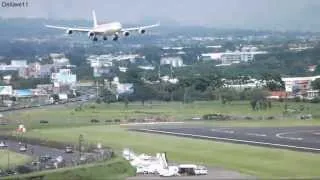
left=5, top=169, right=17, bottom=176
left=39, top=155, right=52, bottom=162
left=19, top=145, right=27, bottom=152
left=0, top=141, right=8, bottom=148
left=194, top=166, right=208, bottom=175
left=65, top=146, right=73, bottom=153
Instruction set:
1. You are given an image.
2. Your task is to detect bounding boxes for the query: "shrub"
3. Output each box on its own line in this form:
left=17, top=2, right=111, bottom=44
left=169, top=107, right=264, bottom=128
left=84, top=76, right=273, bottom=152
left=310, top=97, right=320, bottom=103
left=90, top=119, right=100, bottom=123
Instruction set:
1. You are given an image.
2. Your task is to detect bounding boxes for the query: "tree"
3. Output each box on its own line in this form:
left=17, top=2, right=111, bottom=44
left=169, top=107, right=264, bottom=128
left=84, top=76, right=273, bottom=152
left=214, top=88, right=239, bottom=104
left=247, top=88, right=270, bottom=111
left=101, top=89, right=116, bottom=104
left=133, top=83, right=156, bottom=105
left=311, top=78, right=320, bottom=90
left=164, top=83, right=178, bottom=101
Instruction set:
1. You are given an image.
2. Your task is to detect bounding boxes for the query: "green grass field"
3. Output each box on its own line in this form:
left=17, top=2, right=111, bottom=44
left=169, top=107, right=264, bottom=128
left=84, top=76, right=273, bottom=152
left=2, top=101, right=320, bottom=179
left=2, top=101, right=320, bottom=130
left=0, top=150, right=31, bottom=170
left=26, top=125, right=320, bottom=178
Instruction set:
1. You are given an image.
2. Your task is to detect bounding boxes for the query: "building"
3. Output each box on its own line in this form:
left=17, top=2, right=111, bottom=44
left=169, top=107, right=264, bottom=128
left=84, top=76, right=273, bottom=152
left=223, top=78, right=265, bottom=90
left=267, top=91, right=289, bottom=100
left=281, top=75, right=320, bottom=97
left=138, top=66, right=155, bottom=70
left=160, top=76, right=179, bottom=84
left=306, top=90, right=320, bottom=99
left=51, top=69, right=77, bottom=91
left=160, top=57, right=184, bottom=67
left=87, top=54, right=140, bottom=67
left=201, top=50, right=267, bottom=65
left=11, top=60, right=27, bottom=67
left=308, top=65, right=317, bottom=72
left=27, top=62, right=41, bottom=78
left=0, top=60, right=28, bottom=72
left=39, top=64, right=54, bottom=78
left=106, top=77, right=134, bottom=99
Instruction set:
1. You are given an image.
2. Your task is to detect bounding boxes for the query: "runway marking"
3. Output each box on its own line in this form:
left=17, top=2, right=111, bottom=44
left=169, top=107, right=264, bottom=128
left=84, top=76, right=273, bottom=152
left=274, top=130, right=320, bottom=141
left=211, top=129, right=234, bottom=134
left=120, top=122, right=185, bottom=126
left=276, top=132, right=303, bottom=141
left=246, top=133, right=267, bottom=137
left=139, top=129, right=320, bottom=152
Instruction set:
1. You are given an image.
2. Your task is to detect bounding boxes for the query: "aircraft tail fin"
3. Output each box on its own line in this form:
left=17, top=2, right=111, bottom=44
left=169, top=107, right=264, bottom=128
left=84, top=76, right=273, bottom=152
left=92, top=10, right=98, bottom=27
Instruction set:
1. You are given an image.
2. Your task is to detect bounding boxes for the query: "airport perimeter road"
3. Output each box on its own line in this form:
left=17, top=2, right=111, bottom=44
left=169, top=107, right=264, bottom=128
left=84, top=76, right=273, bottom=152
left=132, top=126, right=320, bottom=153
left=0, top=139, right=81, bottom=166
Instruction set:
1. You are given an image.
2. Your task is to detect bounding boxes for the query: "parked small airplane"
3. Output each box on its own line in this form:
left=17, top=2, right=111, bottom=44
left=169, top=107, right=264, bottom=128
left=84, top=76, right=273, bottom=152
left=45, top=10, right=160, bottom=41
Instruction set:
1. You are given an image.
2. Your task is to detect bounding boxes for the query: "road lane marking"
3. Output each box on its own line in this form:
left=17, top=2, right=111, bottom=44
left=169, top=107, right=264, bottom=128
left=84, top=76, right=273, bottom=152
left=138, top=129, right=320, bottom=152
left=246, top=133, right=267, bottom=137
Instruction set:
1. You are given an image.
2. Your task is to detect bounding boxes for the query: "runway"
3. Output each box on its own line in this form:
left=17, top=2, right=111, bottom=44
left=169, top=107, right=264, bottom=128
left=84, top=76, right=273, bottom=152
left=132, top=126, right=320, bottom=153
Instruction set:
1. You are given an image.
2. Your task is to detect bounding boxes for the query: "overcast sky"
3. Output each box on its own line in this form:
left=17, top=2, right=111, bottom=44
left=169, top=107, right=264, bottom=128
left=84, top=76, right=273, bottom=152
left=1, top=0, right=320, bottom=30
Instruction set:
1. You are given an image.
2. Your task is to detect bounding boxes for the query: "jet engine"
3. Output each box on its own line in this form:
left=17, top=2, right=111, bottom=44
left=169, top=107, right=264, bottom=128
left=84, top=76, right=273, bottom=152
left=88, top=31, right=95, bottom=38
left=122, top=31, right=130, bottom=37
left=139, top=29, right=146, bottom=34
left=66, top=29, right=73, bottom=34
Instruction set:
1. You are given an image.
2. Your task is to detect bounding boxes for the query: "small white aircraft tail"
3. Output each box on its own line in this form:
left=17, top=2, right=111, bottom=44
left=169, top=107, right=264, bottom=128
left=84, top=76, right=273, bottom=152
left=92, top=10, right=98, bottom=27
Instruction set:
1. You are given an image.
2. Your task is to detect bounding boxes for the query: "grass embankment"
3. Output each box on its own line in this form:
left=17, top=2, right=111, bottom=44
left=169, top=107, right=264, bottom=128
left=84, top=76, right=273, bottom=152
left=26, top=126, right=320, bottom=178
left=0, top=150, right=31, bottom=170
left=2, top=158, right=135, bottom=180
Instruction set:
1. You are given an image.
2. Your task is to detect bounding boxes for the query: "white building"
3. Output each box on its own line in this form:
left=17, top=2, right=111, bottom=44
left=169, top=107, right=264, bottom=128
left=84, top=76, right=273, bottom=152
left=108, top=77, right=134, bottom=98
left=224, top=79, right=265, bottom=90
left=202, top=50, right=267, bottom=65
left=51, top=69, right=77, bottom=88
left=281, top=75, right=320, bottom=95
left=138, top=66, right=155, bottom=70
left=87, top=54, right=140, bottom=67
left=160, top=57, right=184, bottom=67
left=160, top=76, right=179, bottom=84
left=11, top=60, right=27, bottom=67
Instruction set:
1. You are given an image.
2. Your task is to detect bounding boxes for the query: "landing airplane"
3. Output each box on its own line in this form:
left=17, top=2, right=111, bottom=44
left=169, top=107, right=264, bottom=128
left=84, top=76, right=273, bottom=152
left=45, top=10, right=160, bottom=41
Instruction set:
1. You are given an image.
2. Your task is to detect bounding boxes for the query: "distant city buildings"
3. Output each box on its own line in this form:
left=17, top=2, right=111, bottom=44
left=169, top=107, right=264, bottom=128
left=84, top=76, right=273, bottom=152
left=87, top=54, right=142, bottom=77
left=201, top=46, right=268, bottom=66
left=160, top=56, right=184, bottom=67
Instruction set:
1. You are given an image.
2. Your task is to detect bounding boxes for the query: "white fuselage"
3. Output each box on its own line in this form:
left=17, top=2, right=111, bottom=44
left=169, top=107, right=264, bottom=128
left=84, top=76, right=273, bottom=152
left=93, top=22, right=122, bottom=36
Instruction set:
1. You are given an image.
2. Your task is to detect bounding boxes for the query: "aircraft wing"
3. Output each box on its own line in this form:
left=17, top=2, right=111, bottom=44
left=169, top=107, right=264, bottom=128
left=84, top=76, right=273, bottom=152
left=122, top=22, right=160, bottom=32
left=45, top=25, right=92, bottom=32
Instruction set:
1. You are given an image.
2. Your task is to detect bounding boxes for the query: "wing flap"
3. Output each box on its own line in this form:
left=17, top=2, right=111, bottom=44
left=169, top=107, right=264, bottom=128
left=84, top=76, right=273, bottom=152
left=45, top=25, right=92, bottom=32
left=122, top=22, right=160, bottom=32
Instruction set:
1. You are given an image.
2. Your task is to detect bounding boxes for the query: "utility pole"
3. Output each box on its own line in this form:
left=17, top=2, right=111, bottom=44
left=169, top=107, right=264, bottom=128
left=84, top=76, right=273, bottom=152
left=78, top=134, right=84, bottom=164
left=7, top=147, right=10, bottom=170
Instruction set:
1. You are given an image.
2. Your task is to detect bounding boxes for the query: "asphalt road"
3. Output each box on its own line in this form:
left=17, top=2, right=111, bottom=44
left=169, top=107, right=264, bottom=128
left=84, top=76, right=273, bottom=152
left=132, top=126, right=320, bottom=153
left=0, top=139, right=81, bottom=166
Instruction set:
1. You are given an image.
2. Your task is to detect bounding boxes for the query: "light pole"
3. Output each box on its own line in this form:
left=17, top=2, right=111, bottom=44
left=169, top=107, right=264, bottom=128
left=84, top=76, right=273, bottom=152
left=7, top=145, right=10, bottom=170
left=78, top=134, right=84, bottom=164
